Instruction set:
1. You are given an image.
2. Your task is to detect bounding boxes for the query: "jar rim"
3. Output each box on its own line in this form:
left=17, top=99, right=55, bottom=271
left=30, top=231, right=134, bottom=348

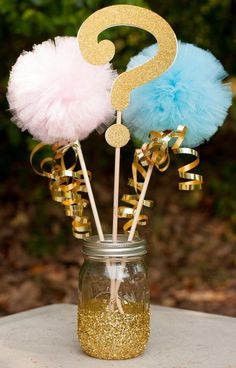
left=82, top=234, right=146, bottom=257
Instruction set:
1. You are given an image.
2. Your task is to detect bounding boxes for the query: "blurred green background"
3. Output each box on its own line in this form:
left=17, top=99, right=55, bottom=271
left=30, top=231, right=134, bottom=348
left=0, top=0, right=236, bottom=316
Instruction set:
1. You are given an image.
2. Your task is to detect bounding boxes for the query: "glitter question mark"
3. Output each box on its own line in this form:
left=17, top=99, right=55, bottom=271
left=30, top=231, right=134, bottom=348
left=78, top=5, right=178, bottom=243
left=78, top=4, right=177, bottom=112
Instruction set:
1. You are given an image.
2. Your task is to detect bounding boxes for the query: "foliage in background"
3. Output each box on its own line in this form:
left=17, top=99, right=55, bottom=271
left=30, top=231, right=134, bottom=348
left=0, top=0, right=235, bottom=150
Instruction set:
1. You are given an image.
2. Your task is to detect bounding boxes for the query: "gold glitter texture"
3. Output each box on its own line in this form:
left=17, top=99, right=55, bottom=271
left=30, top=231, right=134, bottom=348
left=78, top=299, right=150, bottom=360
left=105, top=124, right=130, bottom=148
left=78, top=5, right=177, bottom=111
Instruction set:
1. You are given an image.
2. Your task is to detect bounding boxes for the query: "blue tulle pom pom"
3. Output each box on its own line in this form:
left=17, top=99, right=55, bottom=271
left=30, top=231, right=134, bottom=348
left=123, top=41, right=232, bottom=147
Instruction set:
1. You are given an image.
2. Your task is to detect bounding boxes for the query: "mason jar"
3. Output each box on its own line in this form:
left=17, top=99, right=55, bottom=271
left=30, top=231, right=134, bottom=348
left=77, top=234, right=150, bottom=360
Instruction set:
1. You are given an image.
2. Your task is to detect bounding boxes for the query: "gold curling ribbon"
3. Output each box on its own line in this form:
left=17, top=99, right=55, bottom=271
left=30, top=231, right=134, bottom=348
left=30, top=142, right=92, bottom=239
left=119, top=125, right=203, bottom=233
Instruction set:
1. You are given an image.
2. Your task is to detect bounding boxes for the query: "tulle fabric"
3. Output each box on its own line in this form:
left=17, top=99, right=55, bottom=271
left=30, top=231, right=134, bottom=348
left=7, top=37, right=117, bottom=144
left=123, top=41, right=232, bottom=147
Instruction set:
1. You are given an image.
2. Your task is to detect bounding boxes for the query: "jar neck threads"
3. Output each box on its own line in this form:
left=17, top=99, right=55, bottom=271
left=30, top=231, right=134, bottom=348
left=82, top=234, right=146, bottom=258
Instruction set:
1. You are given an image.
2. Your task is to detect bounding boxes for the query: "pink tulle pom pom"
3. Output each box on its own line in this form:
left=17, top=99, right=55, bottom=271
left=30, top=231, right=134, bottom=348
left=7, top=36, right=117, bottom=144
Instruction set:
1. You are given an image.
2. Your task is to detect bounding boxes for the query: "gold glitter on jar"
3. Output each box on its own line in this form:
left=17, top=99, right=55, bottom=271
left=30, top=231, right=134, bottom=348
left=78, top=235, right=150, bottom=360
left=78, top=299, right=150, bottom=360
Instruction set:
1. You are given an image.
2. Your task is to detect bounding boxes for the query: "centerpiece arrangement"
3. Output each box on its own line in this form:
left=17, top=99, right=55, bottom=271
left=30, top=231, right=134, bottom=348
left=7, top=4, right=231, bottom=360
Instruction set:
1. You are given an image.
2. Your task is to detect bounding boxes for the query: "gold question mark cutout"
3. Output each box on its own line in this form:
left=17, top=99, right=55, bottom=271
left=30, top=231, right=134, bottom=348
left=78, top=4, right=177, bottom=112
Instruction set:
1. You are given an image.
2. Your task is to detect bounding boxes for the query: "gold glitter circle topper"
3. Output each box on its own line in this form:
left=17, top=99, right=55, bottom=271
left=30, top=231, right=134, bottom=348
left=78, top=4, right=177, bottom=111
left=105, top=124, right=130, bottom=148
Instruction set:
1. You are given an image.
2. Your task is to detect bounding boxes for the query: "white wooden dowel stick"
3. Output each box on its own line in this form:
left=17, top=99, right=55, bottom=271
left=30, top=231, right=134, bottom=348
left=115, top=259, right=126, bottom=314
left=112, top=111, right=122, bottom=242
left=76, top=143, right=104, bottom=242
left=128, top=164, right=154, bottom=242
left=106, top=259, right=116, bottom=311
left=110, top=260, right=116, bottom=310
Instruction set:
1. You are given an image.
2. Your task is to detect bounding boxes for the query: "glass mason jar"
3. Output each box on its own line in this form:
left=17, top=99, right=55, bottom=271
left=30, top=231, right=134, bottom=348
left=78, top=234, right=150, bottom=360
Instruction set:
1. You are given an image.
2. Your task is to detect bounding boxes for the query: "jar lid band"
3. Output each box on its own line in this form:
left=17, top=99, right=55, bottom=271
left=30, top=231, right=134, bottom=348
left=82, top=234, right=146, bottom=257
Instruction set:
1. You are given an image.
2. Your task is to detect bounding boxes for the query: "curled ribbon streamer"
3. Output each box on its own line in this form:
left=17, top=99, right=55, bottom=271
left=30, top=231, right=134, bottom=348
left=119, top=125, right=203, bottom=233
left=30, top=142, right=92, bottom=239
left=172, top=147, right=203, bottom=190
left=118, top=148, right=154, bottom=234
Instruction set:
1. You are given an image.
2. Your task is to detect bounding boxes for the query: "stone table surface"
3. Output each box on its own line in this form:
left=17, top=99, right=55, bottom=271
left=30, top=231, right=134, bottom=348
left=0, top=304, right=236, bottom=368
